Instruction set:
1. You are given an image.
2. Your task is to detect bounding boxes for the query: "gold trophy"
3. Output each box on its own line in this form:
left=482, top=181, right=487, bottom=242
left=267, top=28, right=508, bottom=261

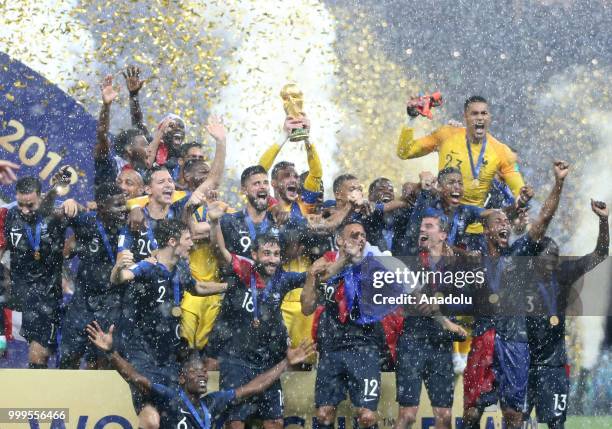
left=280, top=83, right=309, bottom=142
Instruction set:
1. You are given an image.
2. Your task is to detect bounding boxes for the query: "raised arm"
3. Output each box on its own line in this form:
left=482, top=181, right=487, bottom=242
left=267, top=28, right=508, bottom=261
left=306, top=203, right=352, bottom=233
left=206, top=201, right=232, bottom=267
left=301, top=254, right=349, bottom=315
left=235, top=341, right=315, bottom=400
left=258, top=116, right=306, bottom=170
left=146, top=119, right=169, bottom=167
left=197, top=116, right=227, bottom=192
left=95, top=75, right=119, bottom=159
left=86, top=322, right=152, bottom=394
left=528, top=161, right=569, bottom=242
left=396, top=98, right=449, bottom=159
left=301, top=257, right=327, bottom=315
left=591, top=200, right=609, bottom=256
left=122, top=65, right=150, bottom=139
left=110, top=250, right=136, bottom=285
left=498, top=143, right=526, bottom=197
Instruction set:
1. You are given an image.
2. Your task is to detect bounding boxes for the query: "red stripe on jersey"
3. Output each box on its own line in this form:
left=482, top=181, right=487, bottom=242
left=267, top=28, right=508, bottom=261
left=230, top=253, right=265, bottom=289
left=381, top=308, right=404, bottom=363
left=3, top=308, right=13, bottom=341
left=0, top=207, right=7, bottom=249
left=464, top=329, right=496, bottom=410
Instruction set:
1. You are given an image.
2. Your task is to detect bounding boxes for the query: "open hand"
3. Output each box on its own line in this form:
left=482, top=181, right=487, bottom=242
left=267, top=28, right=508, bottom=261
left=86, top=321, right=114, bottom=352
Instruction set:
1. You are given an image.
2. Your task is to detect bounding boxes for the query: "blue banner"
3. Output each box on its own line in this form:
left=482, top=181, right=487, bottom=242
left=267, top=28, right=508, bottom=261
left=0, top=51, right=97, bottom=203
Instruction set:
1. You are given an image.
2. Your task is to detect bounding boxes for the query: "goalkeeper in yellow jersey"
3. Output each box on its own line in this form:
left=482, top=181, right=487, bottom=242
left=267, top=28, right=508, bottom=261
left=259, top=115, right=323, bottom=364
left=397, top=95, right=525, bottom=216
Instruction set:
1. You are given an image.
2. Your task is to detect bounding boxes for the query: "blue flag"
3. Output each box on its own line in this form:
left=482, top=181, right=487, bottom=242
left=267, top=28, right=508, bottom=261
left=0, top=51, right=97, bottom=203
left=328, top=255, right=416, bottom=325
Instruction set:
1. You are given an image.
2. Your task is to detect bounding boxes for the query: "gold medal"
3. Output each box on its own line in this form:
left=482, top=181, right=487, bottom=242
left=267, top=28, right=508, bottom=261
left=549, top=315, right=559, bottom=326
left=471, top=178, right=480, bottom=187
left=171, top=306, right=182, bottom=318
left=34, top=251, right=41, bottom=261
left=489, top=293, right=499, bottom=304
left=252, top=319, right=261, bottom=328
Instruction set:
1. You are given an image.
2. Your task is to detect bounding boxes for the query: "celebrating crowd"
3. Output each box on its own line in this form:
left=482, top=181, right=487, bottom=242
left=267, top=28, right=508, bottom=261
left=0, top=67, right=609, bottom=429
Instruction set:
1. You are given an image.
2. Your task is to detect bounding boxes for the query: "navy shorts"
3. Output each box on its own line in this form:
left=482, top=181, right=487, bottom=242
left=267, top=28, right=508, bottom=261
left=59, top=293, right=121, bottom=367
left=315, top=347, right=381, bottom=410
left=396, top=336, right=454, bottom=408
left=19, top=292, right=61, bottom=351
left=464, top=330, right=529, bottom=412
left=219, top=357, right=283, bottom=421
left=526, top=366, right=569, bottom=423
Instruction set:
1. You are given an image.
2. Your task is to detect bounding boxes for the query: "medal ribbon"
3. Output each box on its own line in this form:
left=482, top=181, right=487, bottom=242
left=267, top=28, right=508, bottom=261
left=178, top=388, right=211, bottom=429
left=96, top=219, right=116, bottom=265
left=536, top=273, right=558, bottom=316
left=193, top=206, right=207, bottom=223
left=290, top=201, right=304, bottom=221
left=244, top=209, right=269, bottom=242
left=173, top=270, right=181, bottom=308
left=466, top=134, right=487, bottom=180
left=447, top=210, right=461, bottom=245
left=24, top=217, right=42, bottom=258
left=143, top=207, right=159, bottom=250
left=485, top=256, right=504, bottom=293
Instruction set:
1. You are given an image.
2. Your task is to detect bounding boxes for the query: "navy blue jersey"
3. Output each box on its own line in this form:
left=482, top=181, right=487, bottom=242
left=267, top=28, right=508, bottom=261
left=152, top=384, right=236, bottom=429
left=212, top=254, right=305, bottom=368
left=527, top=253, right=607, bottom=366
left=484, top=179, right=515, bottom=209
left=219, top=210, right=279, bottom=258
left=397, top=189, right=483, bottom=256
left=121, top=259, right=196, bottom=365
left=3, top=207, right=65, bottom=306
left=473, top=234, right=540, bottom=342
left=366, top=206, right=412, bottom=254
left=117, top=202, right=183, bottom=261
left=68, top=212, right=121, bottom=298
left=345, top=202, right=386, bottom=245
left=401, top=254, right=467, bottom=342
left=316, top=253, right=385, bottom=352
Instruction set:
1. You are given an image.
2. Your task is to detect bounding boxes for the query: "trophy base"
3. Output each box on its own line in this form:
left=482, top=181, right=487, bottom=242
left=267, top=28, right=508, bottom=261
left=289, top=128, right=309, bottom=142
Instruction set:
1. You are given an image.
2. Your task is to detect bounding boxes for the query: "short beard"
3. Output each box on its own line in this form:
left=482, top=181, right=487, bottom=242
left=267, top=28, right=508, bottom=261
left=247, top=195, right=268, bottom=212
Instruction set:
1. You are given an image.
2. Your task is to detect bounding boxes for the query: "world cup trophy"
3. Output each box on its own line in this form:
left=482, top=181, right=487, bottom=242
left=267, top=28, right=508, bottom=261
left=280, top=83, right=309, bottom=142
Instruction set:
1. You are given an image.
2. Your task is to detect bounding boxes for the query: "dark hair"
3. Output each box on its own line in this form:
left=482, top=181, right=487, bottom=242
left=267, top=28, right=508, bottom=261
left=464, top=95, right=488, bottom=112
left=183, top=159, right=208, bottom=176
left=15, top=176, right=41, bottom=195
left=114, top=128, right=145, bottom=157
left=480, top=209, right=505, bottom=229
left=422, top=208, right=450, bottom=233
left=95, top=183, right=123, bottom=204
left=144, top=165, right=170, bottom=185
left=251, top=233, right=281, bottom=252
left=368, top=177, right=391, bottom=195
left=154, top=219, right=187, bottom=248
left=271, top=161, right=296, bottom=180
left=437, top=167, right=462, bottom=182
left=336, top=218, right=365, bottom=237
left=240, top=165, right=267, bottom=187
left=333, top=174, right=358, bottom=194
left=180, top=349, right=204, bottom=374
left=180, top=142, right=203, bottom=159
